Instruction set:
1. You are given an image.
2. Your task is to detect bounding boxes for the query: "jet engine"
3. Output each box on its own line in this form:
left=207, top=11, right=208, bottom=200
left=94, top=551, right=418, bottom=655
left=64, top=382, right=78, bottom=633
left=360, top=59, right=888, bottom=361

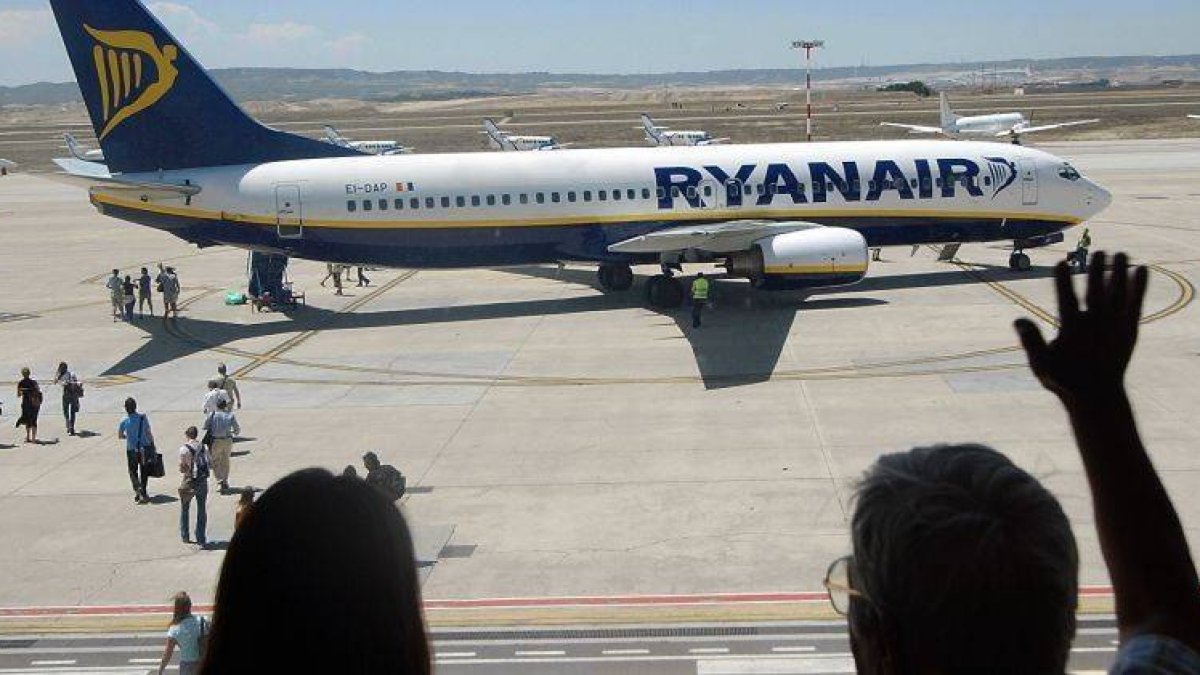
left=723, top=227, right=869, bottom=290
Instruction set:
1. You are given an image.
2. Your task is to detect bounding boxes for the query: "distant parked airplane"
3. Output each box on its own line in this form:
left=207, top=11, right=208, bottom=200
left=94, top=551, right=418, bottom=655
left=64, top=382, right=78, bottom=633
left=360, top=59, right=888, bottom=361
left=0, top=158, right=15, bottom=175
left=639, top=114, right=728, bottom=147
left=1189, top=115, right=1200, bottom=120
left=65, top=132, right=105, bottom=162
left=881, top=92, right=1099, bottom=144
left=323, top=125, right=412, bottom=155
left=482, top=119, right=562, bottom=151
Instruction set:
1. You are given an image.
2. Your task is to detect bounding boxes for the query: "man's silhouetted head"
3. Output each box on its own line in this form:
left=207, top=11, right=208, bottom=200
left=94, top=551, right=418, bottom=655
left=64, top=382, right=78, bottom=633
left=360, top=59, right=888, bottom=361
left=847, top=444, right=1077, bottom=675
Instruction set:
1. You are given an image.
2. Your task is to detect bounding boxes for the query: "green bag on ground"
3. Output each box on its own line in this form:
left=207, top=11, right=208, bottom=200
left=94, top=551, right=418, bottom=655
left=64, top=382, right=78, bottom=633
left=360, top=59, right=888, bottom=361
left=225, top=291, right=247, bottom=305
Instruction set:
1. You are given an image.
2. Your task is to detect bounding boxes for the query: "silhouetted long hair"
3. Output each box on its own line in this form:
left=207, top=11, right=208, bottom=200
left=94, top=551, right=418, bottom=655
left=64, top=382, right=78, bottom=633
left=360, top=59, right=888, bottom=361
left=200, top=469, right=430, bottom=675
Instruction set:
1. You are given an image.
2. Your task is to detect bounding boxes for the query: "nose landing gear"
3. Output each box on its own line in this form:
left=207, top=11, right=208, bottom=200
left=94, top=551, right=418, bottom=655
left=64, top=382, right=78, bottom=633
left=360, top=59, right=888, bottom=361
left=1008, top=250, right=1032, bottom=271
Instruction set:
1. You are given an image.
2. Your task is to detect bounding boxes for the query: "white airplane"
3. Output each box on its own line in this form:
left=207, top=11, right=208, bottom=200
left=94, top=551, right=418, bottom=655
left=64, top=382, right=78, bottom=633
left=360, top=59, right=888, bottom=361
left=640, top=114, right=728, bottom=147
left=48, top=0, right=1111, bottom=312
left=482, top=119, right=561, bottom=151
left=1189, top=115, right=1200, bottom=120
left=323, top=125, right=412, bottom=156
left=881, top=92, right=1099, bottom=144
left=0, top=158, right=15, bottom=176
left=64, top=132, right=105, bottom=162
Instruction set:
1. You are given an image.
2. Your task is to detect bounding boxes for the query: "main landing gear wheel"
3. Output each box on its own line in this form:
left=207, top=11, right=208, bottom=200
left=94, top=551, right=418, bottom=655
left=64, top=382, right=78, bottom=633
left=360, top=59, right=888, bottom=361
left=646, top=274, right=684, bottom=309
left=1009, top=251, right=1032, bottom=271
left=597, top=264, right=634, bottom=291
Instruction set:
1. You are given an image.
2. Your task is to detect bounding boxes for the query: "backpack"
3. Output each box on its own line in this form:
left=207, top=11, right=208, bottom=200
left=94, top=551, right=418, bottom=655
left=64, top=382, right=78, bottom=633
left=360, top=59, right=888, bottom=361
left=190, top=442, right=211, bottom=480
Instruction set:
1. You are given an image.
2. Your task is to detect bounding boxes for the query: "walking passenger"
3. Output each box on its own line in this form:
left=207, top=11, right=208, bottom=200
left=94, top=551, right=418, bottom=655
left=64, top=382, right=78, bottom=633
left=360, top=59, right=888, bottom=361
left=363, top=452, right=406, bottom=502
left=122, top=275, right=136, bottom=322
left=234, top=488, right=254, bottom=530
left=157, top=591, right=207, bottom=675
left=138, top=267, right=154, bottom=317
left=14, top=367, right=41, bottom=444
left=178, top=426, right=209, bottom=545
left=203, top=398, right=240, bottom=493
left=202, top=380, right=229, bottom=415
left=118, top=397, right=153, bottom=504
left=216, top=363, right=241, bottom=409
left=356, top=266, right=370, bottom=287
left=53, top=362, right=81, bottom=436
left=106, top=269, right=123, bottom=321
left=159, top=266, right=180, bottom=318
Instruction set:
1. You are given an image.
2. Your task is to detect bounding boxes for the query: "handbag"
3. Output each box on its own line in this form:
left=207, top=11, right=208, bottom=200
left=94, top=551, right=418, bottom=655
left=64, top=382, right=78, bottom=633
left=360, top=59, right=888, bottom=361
left=136, top=415, right=166, bottom=478
left=178, top=475, right=195, bottom=500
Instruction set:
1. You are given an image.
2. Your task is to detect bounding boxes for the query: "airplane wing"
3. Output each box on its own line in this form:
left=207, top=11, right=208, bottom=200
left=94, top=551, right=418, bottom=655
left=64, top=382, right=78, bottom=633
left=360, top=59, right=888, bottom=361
left=879, top=122, right=945, bottom=134
left=608, top=220, right=822, bottom=255
left=1002, top=119, right=1100, bottom=136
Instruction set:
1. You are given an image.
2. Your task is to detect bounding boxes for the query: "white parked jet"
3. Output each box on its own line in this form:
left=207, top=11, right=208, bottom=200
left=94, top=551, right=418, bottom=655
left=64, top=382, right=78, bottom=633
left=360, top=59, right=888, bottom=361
left=640, top=114, right=728, bottom=147
left=323, top=125, right=412, bottom=156
left=1189, top=115, right=1200, bottom=120
left=65, top=132, right=105, bottom=162
left=882, top=92, right=1099, bottom=144
left=49, top=0, right=1111, bottom=312
left=482, top=119, right=561, bottom=151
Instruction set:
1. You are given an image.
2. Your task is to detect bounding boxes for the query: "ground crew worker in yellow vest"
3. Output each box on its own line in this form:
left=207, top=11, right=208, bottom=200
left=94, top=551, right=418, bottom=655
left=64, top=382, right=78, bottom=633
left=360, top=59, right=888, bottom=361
left=691, top=273, right=710, bottom=328
left=1073, top=228, right=1092, bottom=271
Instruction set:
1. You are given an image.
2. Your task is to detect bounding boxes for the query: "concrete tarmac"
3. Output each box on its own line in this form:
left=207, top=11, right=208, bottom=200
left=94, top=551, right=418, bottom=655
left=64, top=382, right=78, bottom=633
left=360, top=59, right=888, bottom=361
left=0, top=617, right=1127, bottom=674
left=0, top=140, right=1198, bottom=644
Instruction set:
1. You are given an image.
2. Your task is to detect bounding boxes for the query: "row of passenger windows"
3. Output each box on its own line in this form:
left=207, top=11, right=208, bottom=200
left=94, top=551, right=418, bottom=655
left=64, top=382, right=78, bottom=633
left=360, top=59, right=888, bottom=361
left=344, top=176, right=995, bottom=213
left=348, top=187, right=655, bottom=213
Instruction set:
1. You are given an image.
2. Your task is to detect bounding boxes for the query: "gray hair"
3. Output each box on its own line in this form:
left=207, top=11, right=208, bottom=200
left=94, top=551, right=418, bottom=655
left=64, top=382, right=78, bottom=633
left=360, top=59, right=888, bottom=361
left=850, top=444, right=1077, bottom=673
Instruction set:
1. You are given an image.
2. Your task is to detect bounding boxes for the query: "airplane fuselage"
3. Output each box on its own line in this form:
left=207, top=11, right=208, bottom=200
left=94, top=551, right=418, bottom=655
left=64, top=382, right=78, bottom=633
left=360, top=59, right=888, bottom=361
left=90, top=140, right=1107, bottom=269
left=950, top=113, right=1027, bottom=136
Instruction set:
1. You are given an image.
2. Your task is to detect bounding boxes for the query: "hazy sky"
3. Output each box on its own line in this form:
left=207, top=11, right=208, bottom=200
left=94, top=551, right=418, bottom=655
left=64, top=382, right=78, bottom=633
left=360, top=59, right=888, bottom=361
left=2, top=0, right=1197, bottom=86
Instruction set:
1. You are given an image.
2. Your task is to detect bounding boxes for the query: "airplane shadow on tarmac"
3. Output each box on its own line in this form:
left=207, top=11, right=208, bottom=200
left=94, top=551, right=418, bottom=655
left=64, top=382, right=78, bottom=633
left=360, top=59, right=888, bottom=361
left=100, top=263, right=1052, bottom=391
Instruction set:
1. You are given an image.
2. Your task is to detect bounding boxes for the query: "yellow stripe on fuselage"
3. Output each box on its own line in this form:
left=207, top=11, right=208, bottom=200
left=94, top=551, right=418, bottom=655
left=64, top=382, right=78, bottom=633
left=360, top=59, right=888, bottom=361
left=764, top=263, right=870, bottom=275
left=91, top=192, right=1083, bottom=231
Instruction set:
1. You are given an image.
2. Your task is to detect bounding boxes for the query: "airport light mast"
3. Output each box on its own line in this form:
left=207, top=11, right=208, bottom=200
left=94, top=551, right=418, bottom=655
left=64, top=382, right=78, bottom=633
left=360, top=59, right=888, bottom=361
left=791, top=39, right=825, bottom=142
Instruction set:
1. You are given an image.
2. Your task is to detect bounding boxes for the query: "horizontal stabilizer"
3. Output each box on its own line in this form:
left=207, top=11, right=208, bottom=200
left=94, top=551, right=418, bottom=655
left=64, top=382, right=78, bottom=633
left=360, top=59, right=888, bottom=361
left=1002, top=119, right=1100, bottom=136
left=51, top=157, right=201, bottom=197
left=609, top=220, right=822, bottom=255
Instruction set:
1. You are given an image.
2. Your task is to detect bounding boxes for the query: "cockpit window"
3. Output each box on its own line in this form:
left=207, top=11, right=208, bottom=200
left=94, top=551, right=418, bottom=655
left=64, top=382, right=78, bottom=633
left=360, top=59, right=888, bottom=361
left=1058, top=164, right=1081, bottom=181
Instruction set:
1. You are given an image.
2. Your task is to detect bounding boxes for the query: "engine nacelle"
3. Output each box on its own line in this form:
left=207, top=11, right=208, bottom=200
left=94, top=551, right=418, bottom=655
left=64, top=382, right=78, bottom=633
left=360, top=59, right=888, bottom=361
left=724, top=227, right=869, bottom=290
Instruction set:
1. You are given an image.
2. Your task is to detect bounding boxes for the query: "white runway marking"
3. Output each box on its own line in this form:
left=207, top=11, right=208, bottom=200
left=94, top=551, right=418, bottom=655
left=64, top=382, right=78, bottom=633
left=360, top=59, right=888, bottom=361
left=514, top=650, right=567, bottom=656
left=690, top=647, right=731, bottom=654
left=29, top=662, right=76, bottom=666
left=435, top=652, right=477, bottom=658
left=770, top=646, right=817, bottom=653
left=697, top=656, right=856, bottom=674
left=603, top=649, right=651, bottom=655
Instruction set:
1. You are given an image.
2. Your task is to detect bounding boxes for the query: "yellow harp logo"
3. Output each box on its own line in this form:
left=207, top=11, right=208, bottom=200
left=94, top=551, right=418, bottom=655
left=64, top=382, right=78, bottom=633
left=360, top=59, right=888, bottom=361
left=85, top=24, right=180, bottom=140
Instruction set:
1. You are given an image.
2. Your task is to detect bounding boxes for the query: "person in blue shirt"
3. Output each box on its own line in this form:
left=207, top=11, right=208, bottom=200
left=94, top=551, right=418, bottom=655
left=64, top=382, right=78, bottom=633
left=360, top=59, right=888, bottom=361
left=117, top=397, right=154, bottom=504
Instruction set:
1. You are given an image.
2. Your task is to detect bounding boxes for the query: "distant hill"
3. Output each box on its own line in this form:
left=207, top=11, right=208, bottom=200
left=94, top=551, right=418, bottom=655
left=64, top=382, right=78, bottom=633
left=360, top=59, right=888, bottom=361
left=4, top=54, right=1198, bottom=107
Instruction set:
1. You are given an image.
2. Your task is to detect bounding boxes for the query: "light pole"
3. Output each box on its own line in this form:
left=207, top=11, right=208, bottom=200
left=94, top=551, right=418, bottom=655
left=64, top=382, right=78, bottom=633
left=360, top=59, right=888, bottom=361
left=791, top=39, right=824, bottom=142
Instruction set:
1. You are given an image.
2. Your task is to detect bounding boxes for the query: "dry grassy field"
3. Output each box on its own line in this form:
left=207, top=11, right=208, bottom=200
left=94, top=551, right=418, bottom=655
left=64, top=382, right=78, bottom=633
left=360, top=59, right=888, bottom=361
left=2, top=85, right=1199, bottom=169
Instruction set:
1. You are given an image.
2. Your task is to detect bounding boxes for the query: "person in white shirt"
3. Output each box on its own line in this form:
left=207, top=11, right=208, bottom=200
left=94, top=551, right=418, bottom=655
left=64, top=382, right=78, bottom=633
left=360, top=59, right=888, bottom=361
left=105, top=269, right=123, bottom=321
left=202, top=380, right=229, bottom=415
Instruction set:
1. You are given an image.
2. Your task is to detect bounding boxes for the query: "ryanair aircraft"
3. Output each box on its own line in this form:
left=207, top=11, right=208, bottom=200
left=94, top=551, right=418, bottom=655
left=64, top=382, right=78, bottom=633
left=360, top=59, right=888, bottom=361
left=49, top=0, right=1111, bottom=309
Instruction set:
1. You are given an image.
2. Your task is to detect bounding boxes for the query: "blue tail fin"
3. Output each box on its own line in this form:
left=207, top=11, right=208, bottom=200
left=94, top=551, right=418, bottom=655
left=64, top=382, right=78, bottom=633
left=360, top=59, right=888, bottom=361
left=48, top=0, right=361, bottom=174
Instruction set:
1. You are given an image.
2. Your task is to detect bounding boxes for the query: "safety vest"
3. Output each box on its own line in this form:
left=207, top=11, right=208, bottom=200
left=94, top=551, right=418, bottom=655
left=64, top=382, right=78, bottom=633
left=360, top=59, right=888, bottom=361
left=692, top=277, right=710, bottom=300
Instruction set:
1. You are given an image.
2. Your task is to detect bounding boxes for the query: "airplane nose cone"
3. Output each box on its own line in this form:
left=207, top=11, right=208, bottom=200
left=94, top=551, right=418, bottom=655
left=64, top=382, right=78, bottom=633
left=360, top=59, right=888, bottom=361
left=1086, top=181, right=1112, bottom=218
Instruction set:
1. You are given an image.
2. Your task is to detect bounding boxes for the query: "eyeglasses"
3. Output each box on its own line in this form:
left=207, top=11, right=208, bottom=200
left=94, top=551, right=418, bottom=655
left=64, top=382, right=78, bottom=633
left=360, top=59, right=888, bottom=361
left=823, top=555, right=867, bottom=616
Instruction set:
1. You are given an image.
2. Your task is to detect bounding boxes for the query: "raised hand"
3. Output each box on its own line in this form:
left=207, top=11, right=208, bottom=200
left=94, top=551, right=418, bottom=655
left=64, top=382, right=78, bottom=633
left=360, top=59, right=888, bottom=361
left=1013, top=252, right=1148, bottom=406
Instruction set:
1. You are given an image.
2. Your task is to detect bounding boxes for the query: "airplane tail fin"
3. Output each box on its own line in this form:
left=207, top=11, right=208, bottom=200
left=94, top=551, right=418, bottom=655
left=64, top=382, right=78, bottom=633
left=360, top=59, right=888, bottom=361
left=63, top=132, right=85, bottom=160
left=482, top=119, right=512, bottom=149
left=323, top=125, right=349, bottom=146
left=640, top=114, right=665, bottom=144
left=48, top=0, right=361, bottom=174
left=938, top=92, right=959, bottom=129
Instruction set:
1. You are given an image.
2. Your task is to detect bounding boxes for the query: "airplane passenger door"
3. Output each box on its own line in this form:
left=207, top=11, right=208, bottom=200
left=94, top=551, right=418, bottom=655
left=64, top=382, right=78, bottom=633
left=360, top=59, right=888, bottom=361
left=275, top=184, right=303, bottom=238
left=698, top=179, right=724, bottom=210
left=1019, top=161, right=1039, bottom=206
left=725, top=180, right=744, bottom=209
